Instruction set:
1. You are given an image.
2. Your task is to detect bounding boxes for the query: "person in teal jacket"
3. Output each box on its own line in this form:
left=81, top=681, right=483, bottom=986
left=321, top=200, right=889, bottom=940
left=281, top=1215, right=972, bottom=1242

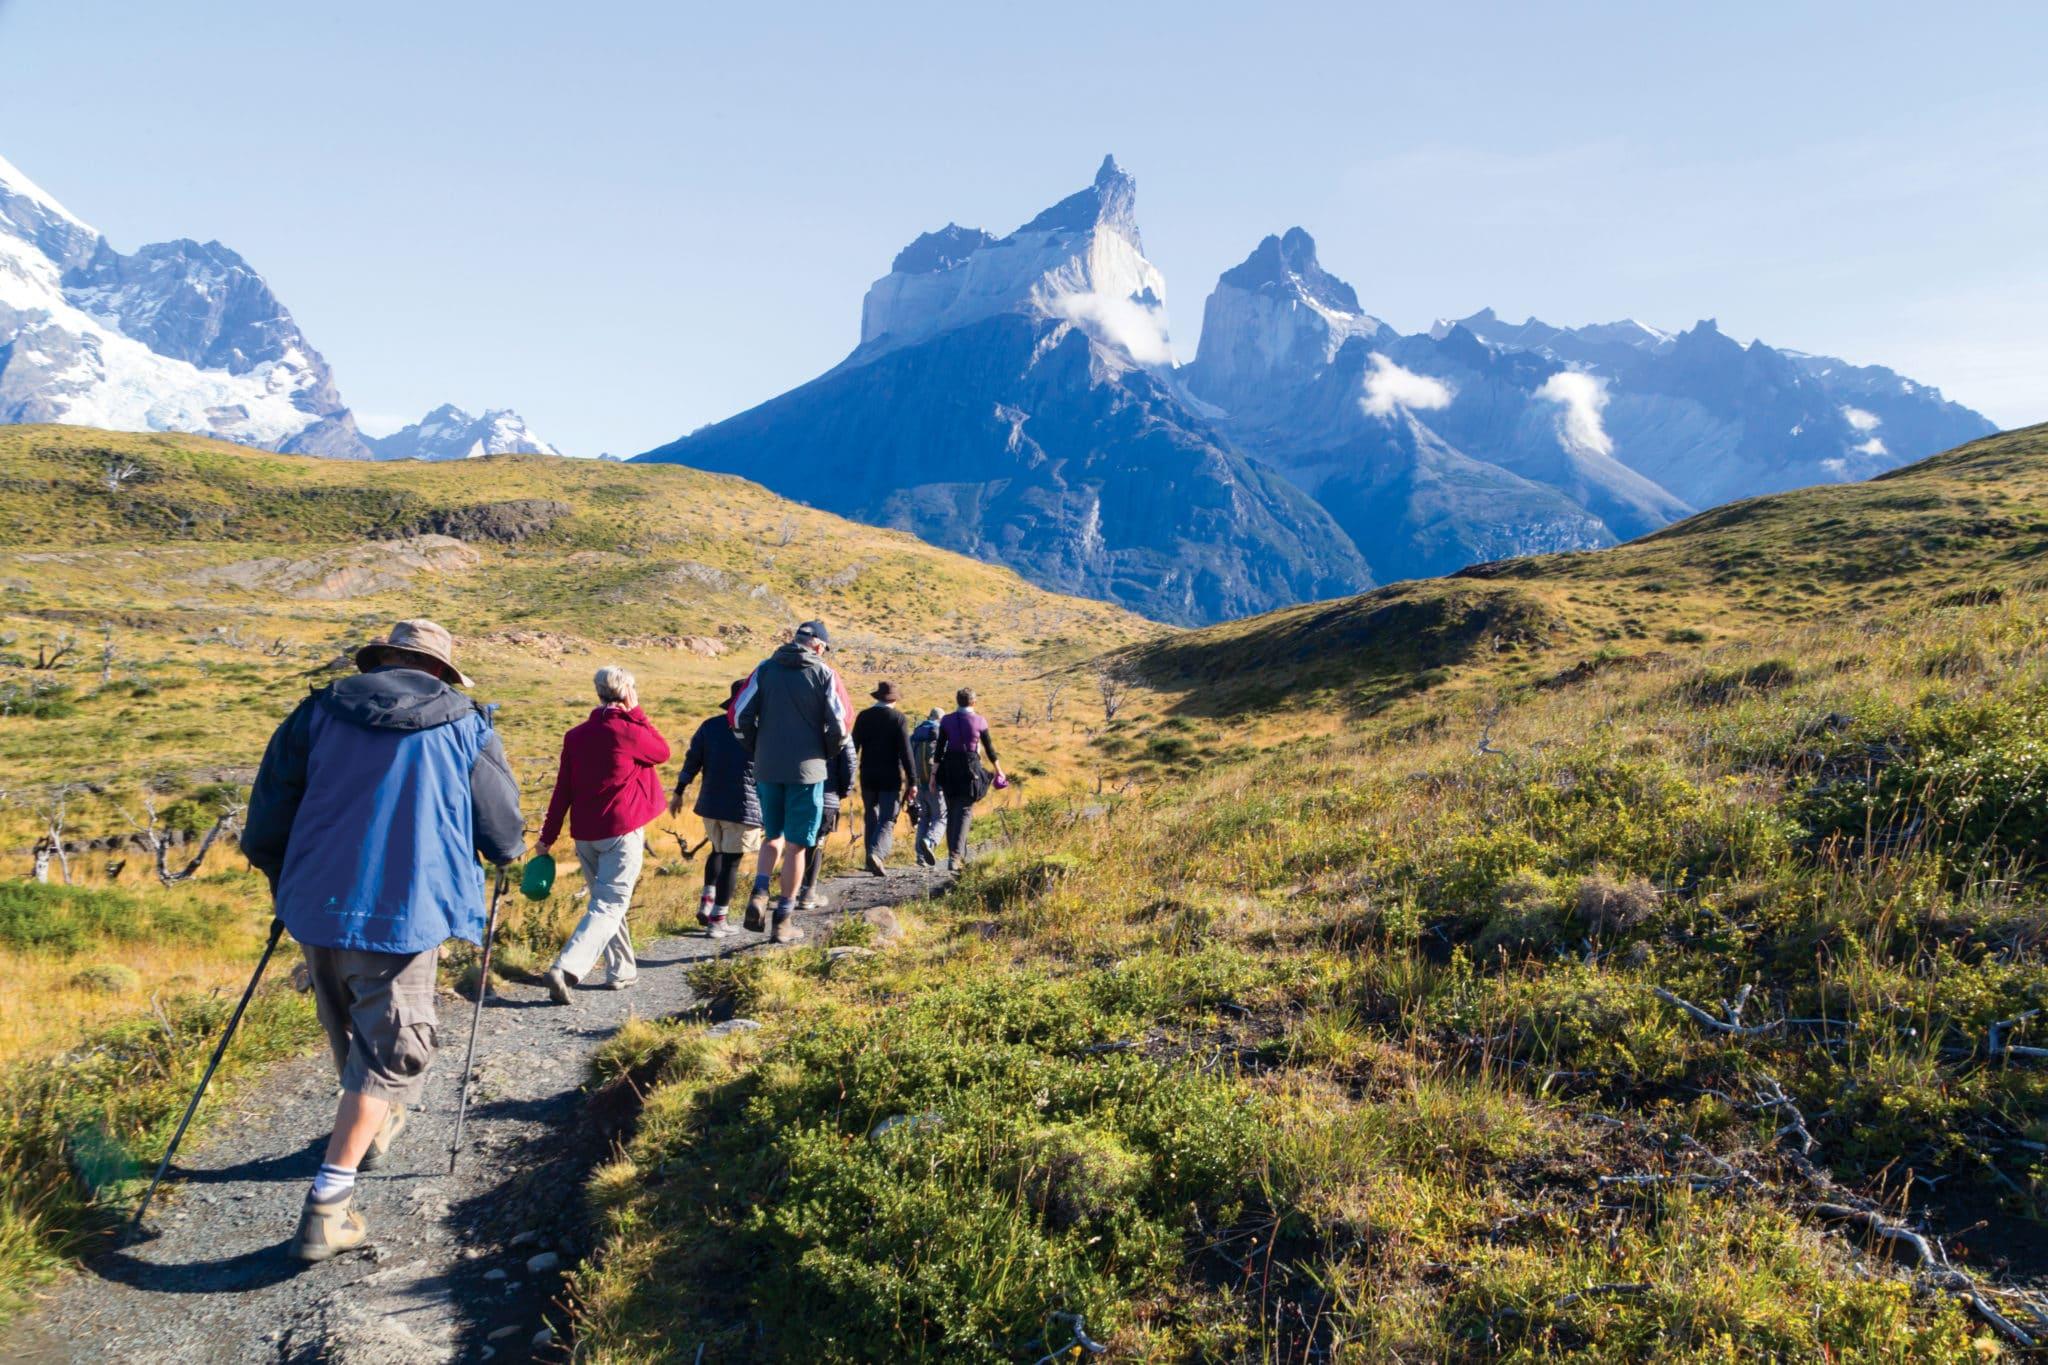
left=243, top=620, right=524, bottom=1261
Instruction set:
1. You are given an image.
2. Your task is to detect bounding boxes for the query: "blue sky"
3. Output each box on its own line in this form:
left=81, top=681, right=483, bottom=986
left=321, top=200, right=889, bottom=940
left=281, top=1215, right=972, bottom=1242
left=2, top=0, right=2042, bottom=454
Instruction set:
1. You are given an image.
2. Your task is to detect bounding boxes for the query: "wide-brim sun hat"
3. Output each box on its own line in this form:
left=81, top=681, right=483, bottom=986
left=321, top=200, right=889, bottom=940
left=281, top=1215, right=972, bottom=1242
left=872, top=681, right=900, bottom=702
left=353, top=618, right=475, bottom=688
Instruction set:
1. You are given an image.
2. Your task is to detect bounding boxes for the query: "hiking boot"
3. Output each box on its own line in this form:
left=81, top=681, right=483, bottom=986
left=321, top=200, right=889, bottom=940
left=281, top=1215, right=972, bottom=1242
left=743, top=887, right=770, bottom=933
left=946, top=855, right=962, bottom=874
left=799, top=888, right=829, bottom=912
left=291, top=1192, right=368, bottom=1263
left=695, top=897, right=715, bottom=928
left=706, top=913, right=734, bottom=939
left=543, top=966, right=574, bottom=1005
left=605, top=967, right=638, bottom=991
left=357, top=1105, right=406, bottom=1173
left=916, top=841, right=935, bottom=868
left=865, top=851, right=886, bottom=877
left=770, top=910, right=805, bottom=945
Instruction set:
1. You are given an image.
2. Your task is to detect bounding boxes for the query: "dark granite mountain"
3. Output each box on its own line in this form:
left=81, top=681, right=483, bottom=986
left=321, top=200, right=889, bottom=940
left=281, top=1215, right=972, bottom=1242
left=639, top=159, right=1373, bottom=625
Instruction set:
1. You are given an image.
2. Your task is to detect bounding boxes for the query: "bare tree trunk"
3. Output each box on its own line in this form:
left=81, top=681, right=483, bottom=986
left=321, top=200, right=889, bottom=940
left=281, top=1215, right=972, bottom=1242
left=31, top=836, right=51, bottom=884
left=155, top=811, right=239, bottom=886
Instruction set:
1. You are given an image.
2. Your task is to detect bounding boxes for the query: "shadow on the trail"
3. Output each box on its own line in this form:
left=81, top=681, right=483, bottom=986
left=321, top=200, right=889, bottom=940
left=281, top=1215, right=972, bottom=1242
left=91, top=1241, right=306, bottom=1294
left=169, top=1136, right=326, bottom=1184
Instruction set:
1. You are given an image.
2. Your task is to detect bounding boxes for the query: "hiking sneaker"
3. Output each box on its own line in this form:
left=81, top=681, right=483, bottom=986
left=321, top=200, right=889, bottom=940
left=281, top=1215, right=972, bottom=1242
left=770, top=910, right=805, bottom=945
left=865, top=851, right=887, bottom=877
left=543, top=966, right=574, bottom=1005
left=357, top=1105, right=406, bottom=1173
left=605, top=968, right=638, bottom=991
left=946, top=856, right=962, bottom=874
left=291, top=1193, right=368, bottom=1263
left=743, top=887, right=770, bottom=933
left=695, top=897, right=715, bottom=928
left=706, top=913, right=734, bottom=939
left=799, top=889, right=829, bottom=912
left=916, top=841, right=935, bottom=868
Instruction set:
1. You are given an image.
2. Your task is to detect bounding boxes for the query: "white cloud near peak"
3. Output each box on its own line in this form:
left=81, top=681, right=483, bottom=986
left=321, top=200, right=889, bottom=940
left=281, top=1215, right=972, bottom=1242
left=1841, top=405, right=1882, bottom=432
left=1852, top=436, right=1888, bottom=456
left=1535, top=370, right=1614, bottom=459
left=1360, top=353, right=1454, bottom=418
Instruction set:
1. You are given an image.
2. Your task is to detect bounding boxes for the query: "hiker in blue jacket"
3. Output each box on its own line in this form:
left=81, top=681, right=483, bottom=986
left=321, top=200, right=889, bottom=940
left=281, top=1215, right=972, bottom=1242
left=242, top=619, right=525, bottom=1262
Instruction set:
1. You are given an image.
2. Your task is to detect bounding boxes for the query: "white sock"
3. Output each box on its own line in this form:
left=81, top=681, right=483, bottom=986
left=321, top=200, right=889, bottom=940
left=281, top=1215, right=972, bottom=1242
left=309, top=1162, right=357, bottom=1203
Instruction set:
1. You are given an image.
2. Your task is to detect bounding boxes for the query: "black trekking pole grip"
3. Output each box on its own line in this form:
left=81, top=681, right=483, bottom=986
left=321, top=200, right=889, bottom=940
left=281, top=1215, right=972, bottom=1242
left=125, top=917, right=287, bottom=1242
left=449, top=866, right=509, bottom=1174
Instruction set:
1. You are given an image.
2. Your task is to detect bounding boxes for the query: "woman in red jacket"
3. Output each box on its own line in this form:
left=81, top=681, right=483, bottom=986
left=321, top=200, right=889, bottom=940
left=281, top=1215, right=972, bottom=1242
left=535, top=666, right=670, bottom=1003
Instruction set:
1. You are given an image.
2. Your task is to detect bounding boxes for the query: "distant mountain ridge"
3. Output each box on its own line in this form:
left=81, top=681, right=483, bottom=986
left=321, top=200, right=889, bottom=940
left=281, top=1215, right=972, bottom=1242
left=367, top=404, right=564, bottom=461
left=641, top=156, right=1994, bottom=621
left=0, top=152, right=556, bottom=460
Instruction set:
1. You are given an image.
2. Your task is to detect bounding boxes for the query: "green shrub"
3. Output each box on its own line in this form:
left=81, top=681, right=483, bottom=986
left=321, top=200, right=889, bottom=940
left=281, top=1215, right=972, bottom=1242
left=68, top=964, right=140, bottom=994
left=1681, top=658, right=1798, bottom=704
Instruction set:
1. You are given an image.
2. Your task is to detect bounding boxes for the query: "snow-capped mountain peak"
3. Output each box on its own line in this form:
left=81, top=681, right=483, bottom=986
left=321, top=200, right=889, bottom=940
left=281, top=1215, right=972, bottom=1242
left=367, top=403, right=564, bottom=460
left=851, top=154, right=1172, bottom=370
left=0, top=149, right=371, bottom=457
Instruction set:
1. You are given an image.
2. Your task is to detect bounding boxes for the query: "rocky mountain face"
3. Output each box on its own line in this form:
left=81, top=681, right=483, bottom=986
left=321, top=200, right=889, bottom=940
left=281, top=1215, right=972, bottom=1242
left=642, top=159, right=1994, bottom=622
left=0, top=153, right=374, bottom=457
left=367, top=404, right=563, bottom=460
left=640, top=158, right=1373, bottom=625
left=1180, top=231, right=1995, bottom=581
left=0, top=151, right=558, bottom=464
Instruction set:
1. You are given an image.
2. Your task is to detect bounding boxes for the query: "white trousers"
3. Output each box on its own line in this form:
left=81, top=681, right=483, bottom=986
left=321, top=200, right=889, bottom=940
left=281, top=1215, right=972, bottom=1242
left=555, top=829, right=643, bottom=982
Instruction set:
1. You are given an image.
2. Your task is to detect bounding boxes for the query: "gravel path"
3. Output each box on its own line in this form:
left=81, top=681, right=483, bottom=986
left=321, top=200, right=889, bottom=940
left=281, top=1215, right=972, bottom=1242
left=2, top=865, right=944, bottom=1363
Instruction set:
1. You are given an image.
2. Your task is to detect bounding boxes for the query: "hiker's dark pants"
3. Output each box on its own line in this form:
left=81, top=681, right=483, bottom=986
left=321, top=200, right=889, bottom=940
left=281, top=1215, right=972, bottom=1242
left=301, top=944, right=440, bottom=1106
left=940, top=779, right=977, bottom=862
left=862, top=784, right=902, bottom=863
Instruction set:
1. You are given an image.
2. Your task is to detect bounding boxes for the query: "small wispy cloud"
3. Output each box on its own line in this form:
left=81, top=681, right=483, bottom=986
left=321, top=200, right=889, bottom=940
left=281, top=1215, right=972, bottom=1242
left=1851, top=436, right=1888, bottom=456
left=1841, top=405, right=1882, bottom=432
left=1049, top=290, right=1173, bottom=367
left=1360, top=353, right=1453, bottom=418
left=1535, top=370, right=1614, bottom=459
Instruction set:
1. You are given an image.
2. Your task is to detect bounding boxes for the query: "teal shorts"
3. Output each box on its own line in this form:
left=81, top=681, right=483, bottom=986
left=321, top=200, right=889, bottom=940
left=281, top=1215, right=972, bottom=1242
left=758, top=780, right=825, bottom=847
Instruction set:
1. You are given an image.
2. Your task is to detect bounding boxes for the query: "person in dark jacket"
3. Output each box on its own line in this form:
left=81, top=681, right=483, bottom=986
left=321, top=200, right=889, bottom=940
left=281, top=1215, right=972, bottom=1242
left=850, top=680, right=917, bottom=875
left=242, top=619, right=524, bottom=1262
left=936, top=687, right=1006, bottom=871
left=731, top=620, right=851, bottom=943
left=798, top=738, right=855, bottom=910
left=910, top=707, right=945, bottom=867
left=671, top=679, right=762, bottom=938
left=535, top=666, right=671, bottom=1002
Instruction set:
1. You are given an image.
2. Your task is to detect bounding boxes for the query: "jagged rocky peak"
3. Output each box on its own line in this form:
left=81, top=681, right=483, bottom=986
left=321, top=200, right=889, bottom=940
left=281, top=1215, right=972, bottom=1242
left=891, top=224, right=998, bottom=275
left=1185, top=226, right=1382, bottom=415
left=1015, top=154, right=1141, bottom=243
left=853, top=154, right=1172, bottom=369
left=368, top=403, right=563, bottom=461
left=0, top=149, right=371, bottom=457
left=0, top=152, right=99, bottom=270
left=1217, top=227, right=1363, bottom=315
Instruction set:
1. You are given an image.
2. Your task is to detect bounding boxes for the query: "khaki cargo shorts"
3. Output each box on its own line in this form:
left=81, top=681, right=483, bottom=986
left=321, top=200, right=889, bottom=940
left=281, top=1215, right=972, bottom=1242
left=301, top=944, right=440, bottom=1106
left=702, top=817, right=764, bottom=856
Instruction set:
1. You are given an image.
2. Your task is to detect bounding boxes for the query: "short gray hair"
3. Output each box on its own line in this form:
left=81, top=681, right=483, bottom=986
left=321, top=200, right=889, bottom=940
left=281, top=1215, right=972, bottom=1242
left=594, top=665, right=635, bottom=704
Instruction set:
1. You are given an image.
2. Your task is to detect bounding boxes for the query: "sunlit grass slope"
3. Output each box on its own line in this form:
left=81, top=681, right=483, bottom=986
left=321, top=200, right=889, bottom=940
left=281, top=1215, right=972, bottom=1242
left=576, top=426, right=2048, bottom=1361
left=0, top=423, right=1154, bottom=1316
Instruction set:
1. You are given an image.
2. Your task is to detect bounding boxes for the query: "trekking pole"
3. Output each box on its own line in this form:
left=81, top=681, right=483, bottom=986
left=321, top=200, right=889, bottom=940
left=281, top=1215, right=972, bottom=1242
left=449, top=866, right=510, bottom=1174
left=125, top=917, right=287, bottom=1241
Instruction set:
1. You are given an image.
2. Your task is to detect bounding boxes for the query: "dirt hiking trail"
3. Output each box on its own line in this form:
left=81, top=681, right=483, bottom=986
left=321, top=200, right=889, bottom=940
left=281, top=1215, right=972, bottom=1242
left=3, top=865, right=943, bottom=1363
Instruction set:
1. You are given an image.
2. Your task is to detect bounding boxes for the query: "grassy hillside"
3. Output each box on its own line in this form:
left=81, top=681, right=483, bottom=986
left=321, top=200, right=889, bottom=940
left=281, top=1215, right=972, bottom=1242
left=0, top=424, right=1154, bottom=1314
left=576, top=426, right=2048, bottom=1360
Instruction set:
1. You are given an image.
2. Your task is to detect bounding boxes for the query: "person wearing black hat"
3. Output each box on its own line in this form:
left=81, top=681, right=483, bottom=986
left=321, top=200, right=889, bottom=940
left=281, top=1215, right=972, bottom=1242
left=851, top=679, right=918, bottom=874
